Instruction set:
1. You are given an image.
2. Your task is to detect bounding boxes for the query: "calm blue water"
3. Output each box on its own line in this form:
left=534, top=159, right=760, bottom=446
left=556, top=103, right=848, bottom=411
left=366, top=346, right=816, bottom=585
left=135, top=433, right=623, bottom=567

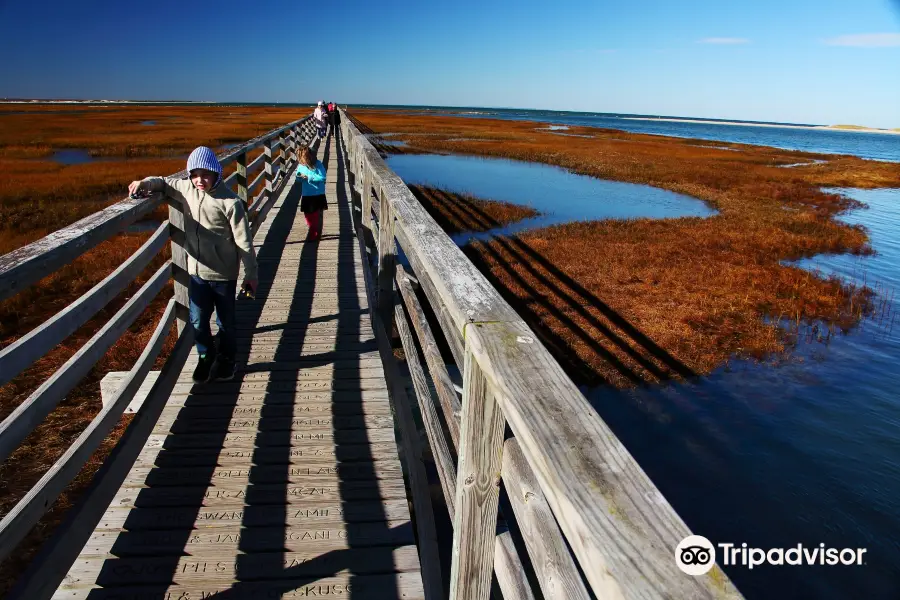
left=386, top=153, right=716, bottom=243
left=584, top=188, right=900, bottom=599
left=364, top=105, right=900, bottom=162
left=51, top=149, right=94, bottom=164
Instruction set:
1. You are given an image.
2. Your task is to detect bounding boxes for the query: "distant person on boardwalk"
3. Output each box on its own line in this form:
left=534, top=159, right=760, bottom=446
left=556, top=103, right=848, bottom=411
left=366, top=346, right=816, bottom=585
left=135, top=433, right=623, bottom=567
left=327, top=102, right=336, bottom=126
left=127, top=147, right=258, bottom=384
left=295, top=145, right=328, bottom=241
left=314, top=100, right=327, bottom=139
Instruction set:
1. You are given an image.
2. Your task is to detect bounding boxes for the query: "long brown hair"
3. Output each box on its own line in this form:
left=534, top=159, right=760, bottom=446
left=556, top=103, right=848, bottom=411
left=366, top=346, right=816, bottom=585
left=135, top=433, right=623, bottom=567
left=299, top=146, right=316, bottom=168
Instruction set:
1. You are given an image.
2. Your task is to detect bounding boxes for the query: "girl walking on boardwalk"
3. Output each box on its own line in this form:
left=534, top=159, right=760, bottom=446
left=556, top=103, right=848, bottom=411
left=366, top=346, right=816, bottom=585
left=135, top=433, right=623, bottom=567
left=296, top=146, right=327, bottom=240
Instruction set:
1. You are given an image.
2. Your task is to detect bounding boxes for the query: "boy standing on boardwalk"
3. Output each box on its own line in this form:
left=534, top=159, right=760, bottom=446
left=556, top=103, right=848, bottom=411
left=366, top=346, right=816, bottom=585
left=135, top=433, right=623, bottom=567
left=128, top=146, right=258, bottom=384
left=295, top=146, right=328, bottom=241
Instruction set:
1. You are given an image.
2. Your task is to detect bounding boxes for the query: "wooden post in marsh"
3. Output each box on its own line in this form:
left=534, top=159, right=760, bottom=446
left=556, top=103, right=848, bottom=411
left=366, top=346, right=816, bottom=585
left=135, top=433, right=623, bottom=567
left=376, top=182, right=396, bottom=324
left=235, top=151, right=248, bottom=205
left=449, top=339, right=506, bottom=600
left=166, top=201, right=190, bottom=330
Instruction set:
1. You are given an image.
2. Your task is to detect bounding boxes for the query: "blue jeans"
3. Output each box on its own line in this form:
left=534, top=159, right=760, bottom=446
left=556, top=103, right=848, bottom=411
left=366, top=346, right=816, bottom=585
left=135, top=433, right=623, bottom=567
left=189, top=276, right=237, bottom=359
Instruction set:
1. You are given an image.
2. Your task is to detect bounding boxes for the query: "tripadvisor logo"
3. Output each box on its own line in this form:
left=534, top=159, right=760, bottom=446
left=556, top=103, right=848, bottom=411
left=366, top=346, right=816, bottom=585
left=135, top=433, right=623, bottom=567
left=676, top=535, right=716, bottom=575
left=675, top=535, right=868, bottom=575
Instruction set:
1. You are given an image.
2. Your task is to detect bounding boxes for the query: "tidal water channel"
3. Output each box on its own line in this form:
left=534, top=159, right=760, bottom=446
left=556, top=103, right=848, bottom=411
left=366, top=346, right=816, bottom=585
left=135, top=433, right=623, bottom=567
left=388, top=150, right=900, bottom=598
left=386, top=153, right=716, bottom=243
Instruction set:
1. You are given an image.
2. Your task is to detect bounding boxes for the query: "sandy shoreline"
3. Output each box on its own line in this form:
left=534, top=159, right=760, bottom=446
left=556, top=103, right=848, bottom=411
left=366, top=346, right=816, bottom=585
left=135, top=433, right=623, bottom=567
left=620, top=117, right=900, bottom=135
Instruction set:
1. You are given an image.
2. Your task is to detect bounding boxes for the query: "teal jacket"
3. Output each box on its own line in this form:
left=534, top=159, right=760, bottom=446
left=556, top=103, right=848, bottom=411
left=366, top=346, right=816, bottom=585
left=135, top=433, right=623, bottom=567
left=295, top=161, right=326, bottom=196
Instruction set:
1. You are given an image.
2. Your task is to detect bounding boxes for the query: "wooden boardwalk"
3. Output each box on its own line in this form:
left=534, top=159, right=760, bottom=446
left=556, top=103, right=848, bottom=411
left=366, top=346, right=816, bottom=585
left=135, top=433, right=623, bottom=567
left=52, top=132, right=426, bottom=598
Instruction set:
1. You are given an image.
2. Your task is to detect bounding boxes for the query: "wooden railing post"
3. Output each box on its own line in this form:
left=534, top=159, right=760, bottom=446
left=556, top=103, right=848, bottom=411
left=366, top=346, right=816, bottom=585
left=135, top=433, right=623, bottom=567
left=167, top=203, right=190, bottom=330
left=376, top=183, right=396, bottom=325
left=235, top=151, right=248, bottom=204
left=262, top=138, right=275, bottom=217
left=449, top=340, right=506, bottom=600
left=360, top=165, right=372, bottom=231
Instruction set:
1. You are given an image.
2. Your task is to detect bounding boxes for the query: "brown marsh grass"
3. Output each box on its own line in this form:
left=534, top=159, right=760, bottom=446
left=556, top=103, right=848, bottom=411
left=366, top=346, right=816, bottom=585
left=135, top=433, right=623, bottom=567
left=0, top=104, right=308, bottom=592
left=350, top=109, right=897, bottom=387
left=408, top=185, right=538, bottom=234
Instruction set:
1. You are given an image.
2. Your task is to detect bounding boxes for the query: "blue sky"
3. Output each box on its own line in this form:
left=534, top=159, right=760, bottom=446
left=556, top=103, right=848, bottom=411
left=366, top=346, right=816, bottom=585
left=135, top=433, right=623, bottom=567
left=1, top=0, right=898, bottom=127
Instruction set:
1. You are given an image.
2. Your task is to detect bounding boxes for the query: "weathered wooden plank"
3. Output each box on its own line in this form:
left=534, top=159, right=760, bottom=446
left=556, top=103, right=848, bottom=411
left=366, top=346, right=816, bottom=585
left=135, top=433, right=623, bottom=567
left=229, top=326, right=375, bottom=340
left=0, top=300, right=176, bottom=562
left=6, top=328, right=195, bottom=600
left=153, top=414, right=395, bottom=435
left=0, top=261, right=172, bottom=465
left=80, top=528, right=418, bottom=560
left=135, top=442, right=400, bottom=468
left=167, top=209, right=190, bottom=330
left=111, top=478, right=408, bottom=508
left=52, top=572, right=425, bottom=600
left=167, top=378, right=389, bottom=396
left=0, top=193, right=163, bottom=303
left=397, top=227, right=466, bottom=367
left=247, top=162, right=267, bottom=196
left=157, top=399, right=391, bottom=422
left=184, top=352, right=383, bottom=366
left=467, top=321, right=741, bottom=599
left=494, top=530, right=537, bottom=600
left=503, top=437, right=591, bottom=600
left=63, top=545, right=421, bottom=586
left=96, top=500, right=411, bottom=530
left=232, top=315, right=371, bottom=328
left=0, top=222, right=169, bottom=388
left=235, top=151, right=248, bottom=203
left=144, top=427, right=397, bottom=451
left=233, top=293, right=367, bottom=305
left=125, top=460, right=403, bottom=487
left=176, top=363, right=384, bottom=382
left=396, top=265, right=461, bottom=448
left=395, top=302, right=456, bottom=519
left=162, top=389, right=391, bottom=406
left=229, top=311, right=370, bottom=322
left=449, top=345, right=506, bottom=600
left=376, top=184, right=396, bottom=324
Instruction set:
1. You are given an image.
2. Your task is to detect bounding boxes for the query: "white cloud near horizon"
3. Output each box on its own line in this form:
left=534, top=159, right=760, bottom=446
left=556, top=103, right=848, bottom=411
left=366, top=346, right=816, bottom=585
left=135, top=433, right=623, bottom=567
left=698, top=37, right=750, bottom=45
left=824, top=33, right=900, bottom=47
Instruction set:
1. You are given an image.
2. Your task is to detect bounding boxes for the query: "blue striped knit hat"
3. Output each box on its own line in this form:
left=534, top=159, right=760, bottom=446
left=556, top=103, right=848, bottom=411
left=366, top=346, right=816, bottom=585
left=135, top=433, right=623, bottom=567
left=186, top=146, right=222, bottom=185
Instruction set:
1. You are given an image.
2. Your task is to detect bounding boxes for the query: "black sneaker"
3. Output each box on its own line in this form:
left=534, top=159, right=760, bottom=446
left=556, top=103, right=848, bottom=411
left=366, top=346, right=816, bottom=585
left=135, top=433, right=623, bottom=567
left=192, top=353, right=215, bottom=384
left=210, top=356, right=236, bottom=381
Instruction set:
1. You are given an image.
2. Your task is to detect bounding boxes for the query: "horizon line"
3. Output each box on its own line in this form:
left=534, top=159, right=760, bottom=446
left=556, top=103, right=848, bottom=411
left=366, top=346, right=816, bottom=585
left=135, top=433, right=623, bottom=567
left=4, top=97, right=897, bottom=130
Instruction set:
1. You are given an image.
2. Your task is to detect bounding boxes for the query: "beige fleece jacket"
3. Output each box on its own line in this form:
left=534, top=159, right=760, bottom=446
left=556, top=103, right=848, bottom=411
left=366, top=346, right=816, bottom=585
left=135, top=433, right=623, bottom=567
left=142, top=176, right=258, bottom=282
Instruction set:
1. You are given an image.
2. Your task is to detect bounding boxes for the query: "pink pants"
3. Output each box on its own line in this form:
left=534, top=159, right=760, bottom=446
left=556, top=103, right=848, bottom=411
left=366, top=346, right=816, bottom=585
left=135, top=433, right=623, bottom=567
left=305, top=210, right=323, bottom=239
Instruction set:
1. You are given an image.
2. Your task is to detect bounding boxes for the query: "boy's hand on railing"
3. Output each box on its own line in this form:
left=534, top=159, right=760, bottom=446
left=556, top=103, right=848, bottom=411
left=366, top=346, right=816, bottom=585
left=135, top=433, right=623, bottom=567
left=127, top=180, right=147, bottom=198
left=240, top=279, right=258, bottom=299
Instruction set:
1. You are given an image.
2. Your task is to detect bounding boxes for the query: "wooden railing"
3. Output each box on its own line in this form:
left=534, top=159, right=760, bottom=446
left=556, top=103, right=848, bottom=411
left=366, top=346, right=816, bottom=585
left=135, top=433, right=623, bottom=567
left=339, top=108, right=744, bottom=600
left=0, top=112, right=318, bottom=597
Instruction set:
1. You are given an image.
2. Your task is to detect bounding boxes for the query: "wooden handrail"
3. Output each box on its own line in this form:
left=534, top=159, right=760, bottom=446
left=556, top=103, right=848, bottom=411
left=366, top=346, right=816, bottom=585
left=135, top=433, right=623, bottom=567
left=0, top=298, right=176, bottom=561
left=339, top=107, right=743, bottom=600
left=0, top=194, right=163, bottom=304
left=0, top=260, right=172, bottom=465
left=0, top=221, right=170, bottom=388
